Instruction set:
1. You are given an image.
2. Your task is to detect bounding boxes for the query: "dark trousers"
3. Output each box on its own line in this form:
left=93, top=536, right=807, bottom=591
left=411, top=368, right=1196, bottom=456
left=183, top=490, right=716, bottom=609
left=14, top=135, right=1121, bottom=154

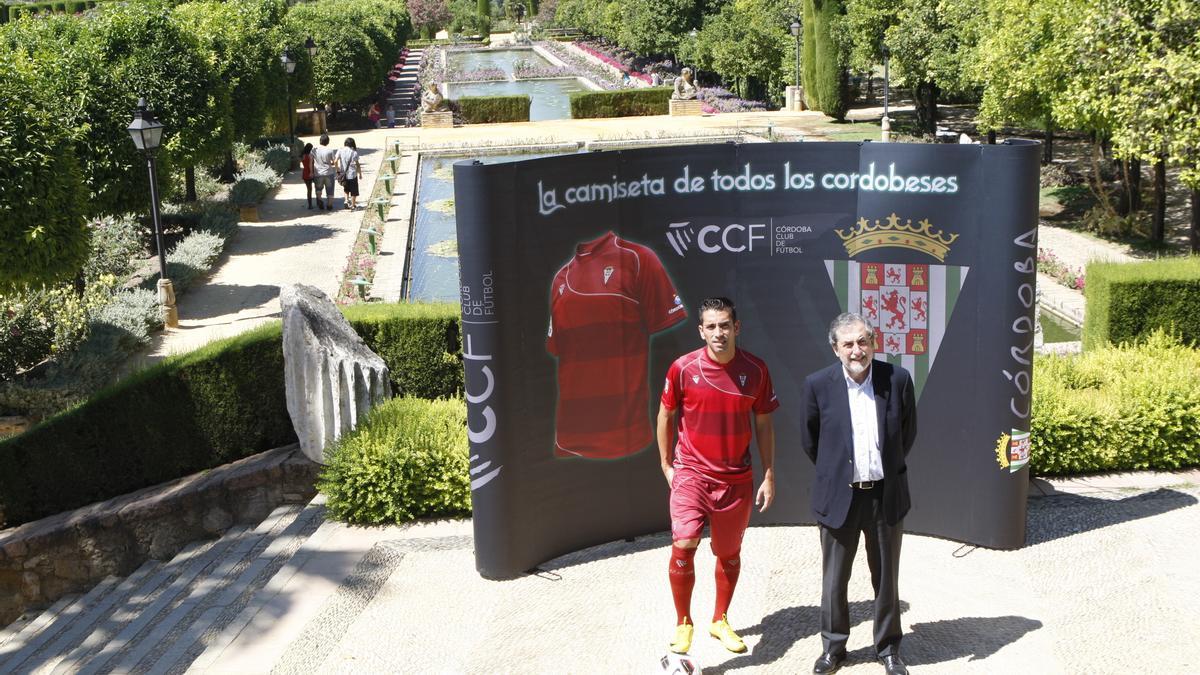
left=819, top=484, right=903, bottom=657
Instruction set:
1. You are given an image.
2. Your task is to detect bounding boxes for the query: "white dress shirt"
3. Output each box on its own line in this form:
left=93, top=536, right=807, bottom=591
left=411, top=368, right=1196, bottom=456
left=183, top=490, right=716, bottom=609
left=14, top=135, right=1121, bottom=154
left=845, top=365, right=883, bottom=482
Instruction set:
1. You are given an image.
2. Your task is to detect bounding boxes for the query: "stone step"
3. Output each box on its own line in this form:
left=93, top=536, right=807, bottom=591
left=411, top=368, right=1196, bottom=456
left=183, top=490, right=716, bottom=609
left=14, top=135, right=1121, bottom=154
left=140, top=500, right=326, bottom=673
left=0, top=593, right=84, bottom=672
left=102, top=504, right=305, bottom=673
left=69, top=528, right=256, bottom=675
left=52, top=540, right=219, bottom=675
left=12, top=563, right=159, bottom=675
left=185, top=498, right=334, bottom=672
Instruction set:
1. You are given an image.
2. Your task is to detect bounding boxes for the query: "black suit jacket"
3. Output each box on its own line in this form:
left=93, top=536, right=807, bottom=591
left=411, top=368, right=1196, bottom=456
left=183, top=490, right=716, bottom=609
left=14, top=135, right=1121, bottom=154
left=800, top=360, right=917, bottom=529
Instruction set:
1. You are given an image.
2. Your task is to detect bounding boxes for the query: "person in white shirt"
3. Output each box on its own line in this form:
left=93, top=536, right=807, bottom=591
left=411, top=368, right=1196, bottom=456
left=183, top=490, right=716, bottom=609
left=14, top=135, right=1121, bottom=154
left=310, top=133, right=339, bottom=211
left=333, top=137, right=363, bottom=210
left=800, top=312, right=917, bottom=675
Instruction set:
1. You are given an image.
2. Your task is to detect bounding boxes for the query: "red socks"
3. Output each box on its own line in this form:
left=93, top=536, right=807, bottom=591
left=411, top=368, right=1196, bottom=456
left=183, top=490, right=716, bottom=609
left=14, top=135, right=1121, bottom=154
left=668, top=545, right=697, bottom=624
left=713, top=554, right=741, bottom=621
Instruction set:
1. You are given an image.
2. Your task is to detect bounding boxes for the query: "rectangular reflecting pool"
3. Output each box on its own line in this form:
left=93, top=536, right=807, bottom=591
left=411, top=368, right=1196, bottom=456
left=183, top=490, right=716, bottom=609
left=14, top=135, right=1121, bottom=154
left=446, top=48, right=553, bottom=77
left=447, top=78, right=589, bottom=121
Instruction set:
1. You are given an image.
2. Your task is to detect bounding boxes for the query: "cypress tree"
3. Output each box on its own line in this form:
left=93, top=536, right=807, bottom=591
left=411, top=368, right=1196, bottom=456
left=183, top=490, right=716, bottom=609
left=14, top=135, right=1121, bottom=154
left=801, top=0, right=849, bottom=121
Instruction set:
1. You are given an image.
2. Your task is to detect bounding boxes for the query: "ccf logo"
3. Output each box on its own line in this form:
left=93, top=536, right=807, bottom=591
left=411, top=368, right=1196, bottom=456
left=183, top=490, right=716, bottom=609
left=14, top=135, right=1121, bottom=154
left=666, top=221, right=766, bottom=256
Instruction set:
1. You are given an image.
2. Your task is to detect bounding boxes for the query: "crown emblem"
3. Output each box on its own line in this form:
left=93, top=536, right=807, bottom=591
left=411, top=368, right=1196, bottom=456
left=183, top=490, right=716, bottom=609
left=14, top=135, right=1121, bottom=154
left=835, top=214, right=958, bottom=262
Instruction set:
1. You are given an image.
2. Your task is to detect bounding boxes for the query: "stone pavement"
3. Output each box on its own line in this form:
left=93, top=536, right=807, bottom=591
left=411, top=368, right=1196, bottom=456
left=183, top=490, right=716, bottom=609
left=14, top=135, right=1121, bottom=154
left=193, top=470, right=1200, bottom=674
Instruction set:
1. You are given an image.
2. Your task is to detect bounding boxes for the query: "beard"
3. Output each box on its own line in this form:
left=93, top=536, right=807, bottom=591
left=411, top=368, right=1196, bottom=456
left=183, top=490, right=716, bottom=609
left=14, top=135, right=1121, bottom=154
left=845, top=358, right=868, bottom=375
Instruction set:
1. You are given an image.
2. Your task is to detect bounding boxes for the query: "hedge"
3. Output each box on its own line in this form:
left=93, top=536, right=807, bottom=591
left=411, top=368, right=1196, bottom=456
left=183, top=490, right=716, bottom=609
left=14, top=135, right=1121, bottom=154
left=0, top=301, right=463, bottom=528
left=1082, top=257, right=1200, bottom=349
left=343, top=302, right=464, bottom=399
left=569, top=87, right=671, bottom=119
left=456, top=95, right=530, bottom=124
left=318, top=396, right=470, bottom=524
left=1031, top=331, right=1200, bottom=475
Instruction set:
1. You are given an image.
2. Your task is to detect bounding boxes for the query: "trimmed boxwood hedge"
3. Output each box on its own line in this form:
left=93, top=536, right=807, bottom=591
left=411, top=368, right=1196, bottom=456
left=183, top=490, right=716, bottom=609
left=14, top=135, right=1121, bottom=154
left=569, top=87, right=672, bottom=119
left=0, top=302, right=463, bottom=528
left=1031, top=331, right=1200, bottom=475
left=1082, top=257, right=1200, bottom=349
left=456, top=95, right=531, bottom=124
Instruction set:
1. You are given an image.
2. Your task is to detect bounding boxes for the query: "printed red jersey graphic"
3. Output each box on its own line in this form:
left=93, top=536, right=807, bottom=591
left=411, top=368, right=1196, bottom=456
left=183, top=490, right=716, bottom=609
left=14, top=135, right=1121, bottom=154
left=547, top=232, right=687, bottom=458
left=660, top=347, right=779, bottom=483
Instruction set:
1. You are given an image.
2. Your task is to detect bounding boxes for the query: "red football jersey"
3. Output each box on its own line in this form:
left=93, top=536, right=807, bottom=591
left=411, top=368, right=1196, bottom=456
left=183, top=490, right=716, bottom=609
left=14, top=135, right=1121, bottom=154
left=661, top=347, right=779, bottom=483
left=547, top=232, right=687, bottom=458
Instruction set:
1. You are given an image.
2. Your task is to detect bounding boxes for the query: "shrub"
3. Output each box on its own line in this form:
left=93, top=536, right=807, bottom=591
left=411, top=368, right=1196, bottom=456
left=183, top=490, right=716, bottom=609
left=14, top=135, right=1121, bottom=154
left=1082, top=257, right=1200, bottom=349
left=569, top=87, right=671, bottom=118
left=0, top=56, right=89, bottom=292
left=262, top=143, right=293, bottom=177
left=318, top=396, right=470, bottom=524
left=229, top=177, right=271, bottom=207
left=198, top=202, right=239, bottom=239
left=456, top=95, right=531, bottom=123
left=95, top=287, right=162, bottom=340
left=344, top=302, right=463, bottom=399
left=83, top=215, right=142, bottom=283
left=1031, top=331, right=1200, bottom=475
left=0, top=301, right=463, bottom=526
left=157, top=231, right=225, bottom=292
left=0, top=323, right=295, bottom=527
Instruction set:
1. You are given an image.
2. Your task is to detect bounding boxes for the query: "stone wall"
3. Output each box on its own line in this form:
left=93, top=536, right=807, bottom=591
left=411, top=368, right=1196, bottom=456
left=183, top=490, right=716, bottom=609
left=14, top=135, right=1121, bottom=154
left=0, top=445, right=319, bottom=625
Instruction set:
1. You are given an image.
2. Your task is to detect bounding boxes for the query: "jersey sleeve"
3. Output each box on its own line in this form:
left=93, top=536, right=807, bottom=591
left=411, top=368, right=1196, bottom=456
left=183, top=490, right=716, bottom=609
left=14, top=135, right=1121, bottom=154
left=546, top=268, right=565, bottom=356
left=660, top=359, right=682, bottom=410
left=752, top=362, right=781, bottom=415
left=637, top=246, right=687, bottom=333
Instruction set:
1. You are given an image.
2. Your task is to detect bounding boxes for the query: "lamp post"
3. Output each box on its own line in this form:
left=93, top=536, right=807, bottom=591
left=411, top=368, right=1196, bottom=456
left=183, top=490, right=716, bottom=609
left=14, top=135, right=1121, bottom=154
left=281, top=50, right=297, bottom=165
left=790, top=20, right=801, bottom=88
left=127, top=98, right=178, bottom=328
left=881, top=44, right=891, bottom=142
left=304, top=36, right=319, bottom=133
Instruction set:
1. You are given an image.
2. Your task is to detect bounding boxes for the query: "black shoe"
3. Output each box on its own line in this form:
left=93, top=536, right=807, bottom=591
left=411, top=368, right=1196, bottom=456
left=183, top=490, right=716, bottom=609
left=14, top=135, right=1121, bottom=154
left=316, top=199, right=325, bottom=209
left=813, top=652, right=845, bottom=674
left=878, top=654, right=908, bottom=675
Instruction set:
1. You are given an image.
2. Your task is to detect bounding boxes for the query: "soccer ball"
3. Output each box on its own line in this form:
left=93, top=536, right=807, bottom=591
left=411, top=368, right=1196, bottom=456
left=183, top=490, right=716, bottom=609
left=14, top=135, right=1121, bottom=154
left=660, top=652, right=702, bottom=675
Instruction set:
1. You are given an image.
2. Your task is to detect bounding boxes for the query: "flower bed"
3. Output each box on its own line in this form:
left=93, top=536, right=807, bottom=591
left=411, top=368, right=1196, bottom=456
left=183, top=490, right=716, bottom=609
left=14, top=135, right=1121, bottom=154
left=444, top=66, right=507, bottom=82
left=537, top=40, right=621, bottom=90
left=698, top=87, right=769, bottom=114
left=513, top=60, right=575, bottom=79
left=573, top=40, right=653, bottom=84
left=1038, top=248, right=1086, bottom=291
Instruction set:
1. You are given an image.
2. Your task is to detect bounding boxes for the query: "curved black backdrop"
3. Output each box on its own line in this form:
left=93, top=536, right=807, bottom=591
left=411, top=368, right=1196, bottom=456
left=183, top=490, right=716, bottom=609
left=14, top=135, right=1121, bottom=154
left=454, top=141, right=1040, bottom=579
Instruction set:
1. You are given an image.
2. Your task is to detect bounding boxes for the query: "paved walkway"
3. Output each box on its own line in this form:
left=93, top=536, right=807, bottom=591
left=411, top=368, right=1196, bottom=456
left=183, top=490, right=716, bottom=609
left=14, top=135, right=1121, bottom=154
left=194, top=470, right=1200, bottom=674
left=132, top=131, right=389, bottom=367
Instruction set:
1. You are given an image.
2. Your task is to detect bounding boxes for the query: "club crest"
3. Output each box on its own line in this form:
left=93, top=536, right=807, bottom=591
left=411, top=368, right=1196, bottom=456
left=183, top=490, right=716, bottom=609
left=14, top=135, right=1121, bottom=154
left=603, top=265, right=614, bottom=285
left=826, top=215, right=968, bottom=400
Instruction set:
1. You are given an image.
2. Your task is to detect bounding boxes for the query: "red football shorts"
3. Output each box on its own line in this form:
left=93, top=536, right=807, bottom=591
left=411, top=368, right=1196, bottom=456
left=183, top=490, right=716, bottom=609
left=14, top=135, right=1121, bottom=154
left=669, top=469, right=752, bottom=552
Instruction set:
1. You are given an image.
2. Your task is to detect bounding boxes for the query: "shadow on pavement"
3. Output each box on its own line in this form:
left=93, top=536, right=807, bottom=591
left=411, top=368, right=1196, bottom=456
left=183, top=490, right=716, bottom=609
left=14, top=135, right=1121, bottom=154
left=704, top=601, right=911, bottom=674
left=178, top=283, right=284, bottom=321
left=223, top=223, right=338, bottom=255
left=900, top=615, right=1043, bottom=665
left=1025, top=487, right=1198, bottom=546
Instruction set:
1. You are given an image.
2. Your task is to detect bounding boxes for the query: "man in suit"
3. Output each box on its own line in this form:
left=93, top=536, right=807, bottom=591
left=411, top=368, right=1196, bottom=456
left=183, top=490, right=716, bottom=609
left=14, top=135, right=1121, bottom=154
left=801, top=312, right=917, bottom=675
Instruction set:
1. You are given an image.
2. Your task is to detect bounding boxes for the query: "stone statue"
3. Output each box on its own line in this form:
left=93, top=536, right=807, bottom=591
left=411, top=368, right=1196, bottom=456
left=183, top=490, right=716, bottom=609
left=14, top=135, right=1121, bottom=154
left=281, top=284, right=392, bottom=463
left=672, top=67, right=698, bottom=100
left=421, top=82, right=446, bottom=113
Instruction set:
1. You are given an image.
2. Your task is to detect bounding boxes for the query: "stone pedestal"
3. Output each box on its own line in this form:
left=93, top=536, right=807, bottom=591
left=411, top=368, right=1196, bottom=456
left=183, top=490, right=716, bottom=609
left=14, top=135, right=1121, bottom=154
left=296, top=108, right=327, bottom=134
left=157, top=278, right=179, bottom=328
left=421, top=111, right=454, bottom=128
left=785, top=85, right=807, bottom=111
left=669, top=99, right=703, bottom=116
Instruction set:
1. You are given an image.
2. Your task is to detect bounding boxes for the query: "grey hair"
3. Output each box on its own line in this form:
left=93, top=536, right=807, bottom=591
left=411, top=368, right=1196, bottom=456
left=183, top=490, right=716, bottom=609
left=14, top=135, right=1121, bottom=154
left=827, top=312, right=875, bottom=345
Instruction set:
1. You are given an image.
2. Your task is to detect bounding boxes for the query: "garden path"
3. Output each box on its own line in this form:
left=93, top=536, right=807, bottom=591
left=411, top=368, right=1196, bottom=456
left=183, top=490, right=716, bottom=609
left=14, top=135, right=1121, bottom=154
left=127, top=129, right=392, bottom=370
